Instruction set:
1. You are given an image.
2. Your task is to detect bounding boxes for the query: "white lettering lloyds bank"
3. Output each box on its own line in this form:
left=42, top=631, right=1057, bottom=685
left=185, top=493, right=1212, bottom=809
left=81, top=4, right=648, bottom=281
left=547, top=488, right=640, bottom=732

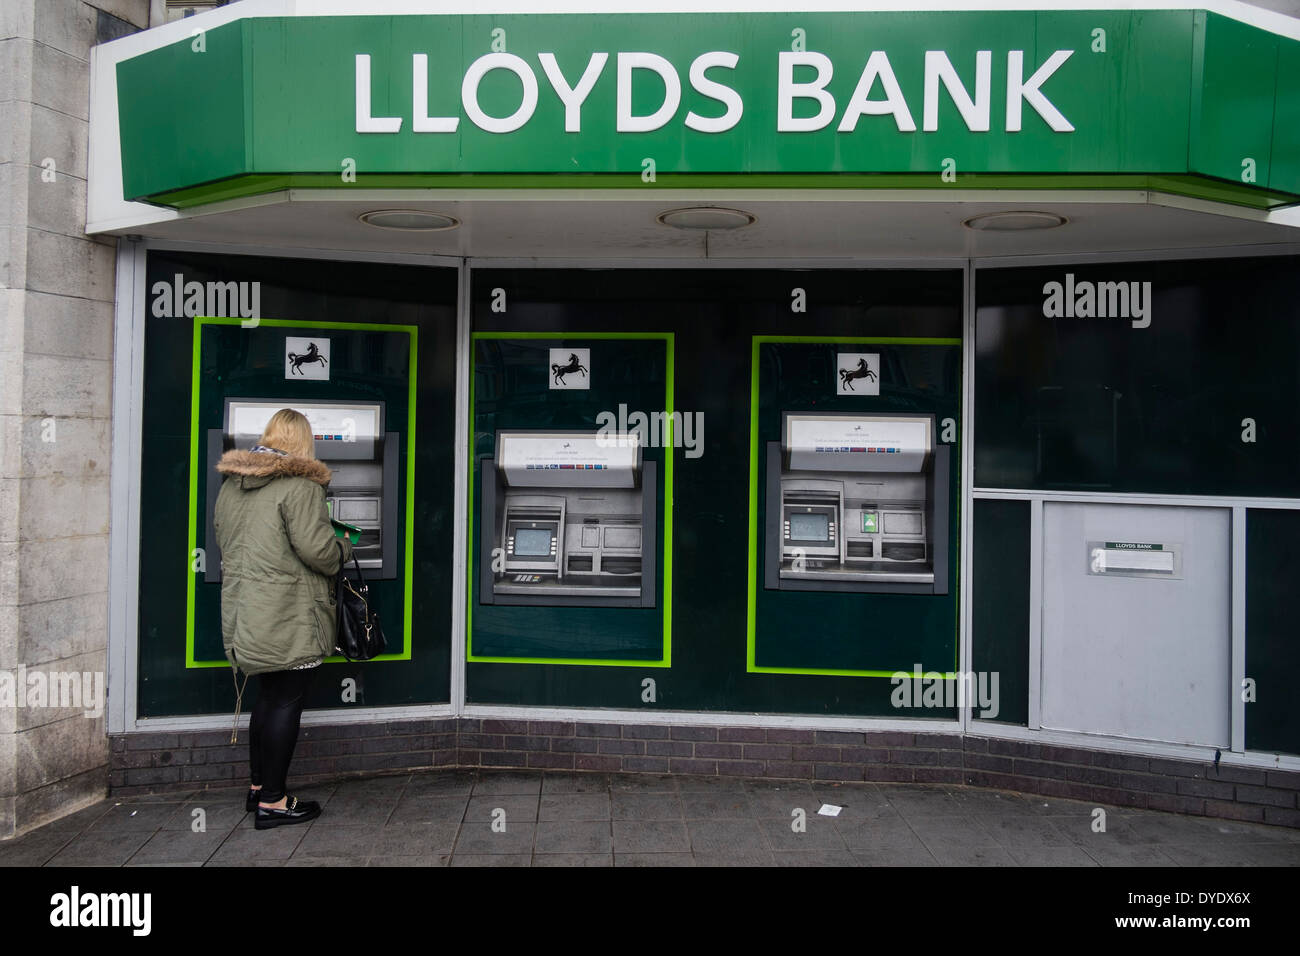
left=356, top=49, right=1074, bottom=136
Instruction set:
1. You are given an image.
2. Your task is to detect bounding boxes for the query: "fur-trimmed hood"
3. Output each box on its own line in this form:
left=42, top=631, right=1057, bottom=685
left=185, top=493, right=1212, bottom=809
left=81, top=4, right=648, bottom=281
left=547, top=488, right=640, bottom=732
left=216, top=448, right=332, bottom=487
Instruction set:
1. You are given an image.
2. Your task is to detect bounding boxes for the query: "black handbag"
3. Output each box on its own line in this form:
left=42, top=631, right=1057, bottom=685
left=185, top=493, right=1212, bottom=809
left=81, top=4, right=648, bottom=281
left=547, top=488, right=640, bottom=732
left=335, top=540, right=387, bottom=662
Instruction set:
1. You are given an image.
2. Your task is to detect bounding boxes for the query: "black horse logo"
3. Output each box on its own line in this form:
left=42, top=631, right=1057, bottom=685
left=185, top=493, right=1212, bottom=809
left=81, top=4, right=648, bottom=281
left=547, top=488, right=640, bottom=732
left=839, top=358, right=876, bottom=391
left=552, top=353, right=588, bottom=386
left=287, top=341, right=328, bottom=376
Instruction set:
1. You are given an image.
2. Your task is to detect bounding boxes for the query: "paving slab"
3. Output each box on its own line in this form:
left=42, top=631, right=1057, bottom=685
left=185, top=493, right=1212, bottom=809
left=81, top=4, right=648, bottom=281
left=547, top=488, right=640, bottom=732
left=541, top=772, right=610, bottom=794
left=6, top=769, right=1298, bottom=868
left=538, top=792, right=610, bottom=821
left=453, top=820, right=535, bottom=855
left=126, top=828, right=229, bottom=865
left=533, top=852, right=613, bottom=866
left=534, top=820, right=612, bottom=855
left=472, top=771, right=543, bottom=796
left=612, top=820, right=690, bottom=854
left=611, top=791, right=682, bottom=821
left=449, top=853, right=532, bottom=867
left=614, top=852, right=695, bottom=866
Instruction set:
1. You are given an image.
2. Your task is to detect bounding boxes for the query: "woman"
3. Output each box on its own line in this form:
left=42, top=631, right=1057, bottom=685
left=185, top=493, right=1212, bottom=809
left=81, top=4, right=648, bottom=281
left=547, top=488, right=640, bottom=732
left=213, top=408, right=352, bottom=830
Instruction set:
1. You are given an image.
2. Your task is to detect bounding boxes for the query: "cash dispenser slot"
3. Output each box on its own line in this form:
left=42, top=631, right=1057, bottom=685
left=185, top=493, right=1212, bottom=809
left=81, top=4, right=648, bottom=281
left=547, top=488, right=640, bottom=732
left=480, top=431, right=657, bottom=608
left=765, top=412, right=948, bottom=595
left=205, top=399, right=398, bottom=583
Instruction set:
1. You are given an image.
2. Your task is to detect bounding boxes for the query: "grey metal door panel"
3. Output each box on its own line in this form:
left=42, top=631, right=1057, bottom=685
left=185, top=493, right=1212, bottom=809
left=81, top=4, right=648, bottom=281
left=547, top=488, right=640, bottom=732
left=1040, top=503, right=1231, bottom=747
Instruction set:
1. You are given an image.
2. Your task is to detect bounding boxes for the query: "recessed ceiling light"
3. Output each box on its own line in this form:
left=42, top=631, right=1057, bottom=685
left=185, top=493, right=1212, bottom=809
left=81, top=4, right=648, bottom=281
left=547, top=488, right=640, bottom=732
left=657, top=206, right=756, bottom=230
left=359, top=209, right=461, bottom=231
left=962, top=211, right=1068, bottom=232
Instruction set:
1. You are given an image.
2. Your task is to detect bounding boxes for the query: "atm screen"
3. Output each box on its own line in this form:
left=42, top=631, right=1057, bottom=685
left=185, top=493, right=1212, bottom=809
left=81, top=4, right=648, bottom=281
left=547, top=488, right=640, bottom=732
left=789, top=513, right=830, bottom=542
left=515, top=528, right=553, bottom=556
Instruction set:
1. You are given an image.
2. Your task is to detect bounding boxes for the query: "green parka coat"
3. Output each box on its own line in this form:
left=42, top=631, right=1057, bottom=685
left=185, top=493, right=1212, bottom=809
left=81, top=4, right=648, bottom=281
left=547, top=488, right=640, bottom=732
left=213, top=448, right=353, bottom=675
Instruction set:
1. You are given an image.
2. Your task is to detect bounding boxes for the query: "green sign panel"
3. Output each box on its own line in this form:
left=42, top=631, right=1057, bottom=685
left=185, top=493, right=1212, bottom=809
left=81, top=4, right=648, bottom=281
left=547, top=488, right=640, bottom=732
left=115, top=10, right=1300, bottom=207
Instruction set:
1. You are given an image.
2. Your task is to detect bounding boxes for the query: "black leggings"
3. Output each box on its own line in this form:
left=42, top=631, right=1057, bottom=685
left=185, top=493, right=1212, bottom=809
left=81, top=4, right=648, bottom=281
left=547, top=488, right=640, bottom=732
left=248, top=668, right=315, bottom=803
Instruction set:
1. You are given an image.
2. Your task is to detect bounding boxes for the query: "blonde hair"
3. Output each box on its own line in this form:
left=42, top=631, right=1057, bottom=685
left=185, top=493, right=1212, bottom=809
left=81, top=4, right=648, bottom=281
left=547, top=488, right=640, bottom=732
left=259, top=408, right=315, bottom=459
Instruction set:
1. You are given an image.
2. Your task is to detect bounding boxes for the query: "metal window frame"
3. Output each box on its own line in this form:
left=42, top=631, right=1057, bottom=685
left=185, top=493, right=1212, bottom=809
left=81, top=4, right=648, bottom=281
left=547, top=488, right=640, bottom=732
left=106, top=237, right=1300, bottom=775
left=971, top=241, right=1300, bottom=771
left=107, top=238, right=463, bottom=733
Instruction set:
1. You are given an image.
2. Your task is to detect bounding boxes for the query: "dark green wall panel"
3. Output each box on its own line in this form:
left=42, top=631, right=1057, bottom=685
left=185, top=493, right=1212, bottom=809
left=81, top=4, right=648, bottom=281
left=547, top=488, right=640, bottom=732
left=470, top=337, right=668, bottom=661
left=1245, top=509, right=1300, bottom=756
left=975, top=256, right=1300, bottom=496
left=971, top=498, right=1030, bottom=726
left=752, top=341, right=961, bottom=675
left=467, top=268, right=963, bottom=716
left=192, top=323, right=414, bottom=666
left=138, top=251, right=457, bottom=717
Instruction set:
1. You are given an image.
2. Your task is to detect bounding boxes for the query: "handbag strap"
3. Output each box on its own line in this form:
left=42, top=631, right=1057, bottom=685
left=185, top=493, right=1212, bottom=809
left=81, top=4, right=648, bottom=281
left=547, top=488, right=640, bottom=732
left=336, top=538, right=368, bottom=589
left=334, top=539, right=359, bottom=663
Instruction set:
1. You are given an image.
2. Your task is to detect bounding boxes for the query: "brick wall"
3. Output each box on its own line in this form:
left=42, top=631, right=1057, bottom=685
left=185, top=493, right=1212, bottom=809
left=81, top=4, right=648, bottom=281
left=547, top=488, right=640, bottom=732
left=108, top=718, right=1300, bottom=829
left=110, top=719, right=459, bottom=792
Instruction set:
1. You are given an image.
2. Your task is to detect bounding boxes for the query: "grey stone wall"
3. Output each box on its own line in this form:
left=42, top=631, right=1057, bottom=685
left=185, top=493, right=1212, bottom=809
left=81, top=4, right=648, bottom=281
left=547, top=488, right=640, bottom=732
left=0, top=0, right=148, bottom=840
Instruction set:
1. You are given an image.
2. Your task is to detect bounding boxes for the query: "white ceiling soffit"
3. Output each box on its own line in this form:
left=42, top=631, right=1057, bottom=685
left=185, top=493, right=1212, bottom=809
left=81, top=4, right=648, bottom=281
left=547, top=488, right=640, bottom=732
left=117, top=193, right=1300, bottom=260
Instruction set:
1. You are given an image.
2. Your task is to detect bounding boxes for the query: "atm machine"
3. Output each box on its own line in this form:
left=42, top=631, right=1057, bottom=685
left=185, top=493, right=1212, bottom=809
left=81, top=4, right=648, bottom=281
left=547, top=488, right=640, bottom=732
left=479, top=430, right=657, bottom=607
left=205, top=398, right=399, bottom=581
left=765, top=412, right=948, bottom=594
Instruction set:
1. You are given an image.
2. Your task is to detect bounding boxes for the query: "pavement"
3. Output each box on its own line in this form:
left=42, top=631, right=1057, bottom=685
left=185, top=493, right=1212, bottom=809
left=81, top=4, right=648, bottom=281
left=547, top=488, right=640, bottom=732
left=2, top=769, right=1299, bottom=867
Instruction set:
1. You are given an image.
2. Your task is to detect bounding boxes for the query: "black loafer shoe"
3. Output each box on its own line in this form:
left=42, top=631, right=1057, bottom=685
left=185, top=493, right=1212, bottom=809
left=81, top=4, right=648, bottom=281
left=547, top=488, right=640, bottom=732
left=246, top=789, right=261, bottom=812
left=254, top=795, right=322, bottom=830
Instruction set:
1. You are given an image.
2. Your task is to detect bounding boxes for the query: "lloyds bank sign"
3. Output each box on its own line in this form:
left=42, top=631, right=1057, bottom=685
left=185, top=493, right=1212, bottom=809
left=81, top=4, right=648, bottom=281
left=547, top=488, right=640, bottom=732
left=353, top=48, right=1076, bottom=137
left=114, top=10, right=1300, bottom=206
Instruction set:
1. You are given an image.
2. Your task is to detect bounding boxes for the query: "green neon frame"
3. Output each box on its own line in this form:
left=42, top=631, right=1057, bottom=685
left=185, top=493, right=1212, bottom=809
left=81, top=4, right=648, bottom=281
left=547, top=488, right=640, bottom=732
left=746, top=335, right=963, bottom=678
left=186, top=316, right=418, bottom=667
left=467, top=331, right=673, bottom=667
